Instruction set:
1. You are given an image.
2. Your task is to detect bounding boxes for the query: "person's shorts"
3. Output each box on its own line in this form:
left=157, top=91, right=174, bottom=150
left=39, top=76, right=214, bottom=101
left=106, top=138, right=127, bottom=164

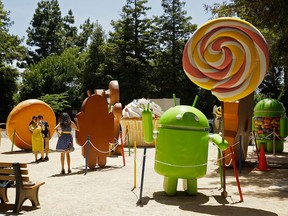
left=44, top=137, right=49, bottom=150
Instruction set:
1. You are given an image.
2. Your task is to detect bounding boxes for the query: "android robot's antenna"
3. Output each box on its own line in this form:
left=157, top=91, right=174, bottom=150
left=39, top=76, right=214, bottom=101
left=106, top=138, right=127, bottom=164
left=173, top=93, right=177, bottom=106
left=192, top=95, right=198, bottom=107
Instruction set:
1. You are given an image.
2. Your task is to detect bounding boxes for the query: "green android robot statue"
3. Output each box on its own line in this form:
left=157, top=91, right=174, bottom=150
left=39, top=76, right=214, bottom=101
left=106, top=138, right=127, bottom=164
left=143, top=105, right=228, bottom=196
left=253, top=98, right=288, bottom=153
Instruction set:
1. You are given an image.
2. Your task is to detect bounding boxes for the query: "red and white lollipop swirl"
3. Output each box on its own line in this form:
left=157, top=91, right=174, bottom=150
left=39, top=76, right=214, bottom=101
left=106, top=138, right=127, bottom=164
left=183, top=17, right=269, bottom=102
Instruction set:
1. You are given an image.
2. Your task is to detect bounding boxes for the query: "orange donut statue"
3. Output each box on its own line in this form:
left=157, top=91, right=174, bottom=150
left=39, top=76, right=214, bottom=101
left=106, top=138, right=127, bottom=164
left=6, top=99, right=56, bottom=150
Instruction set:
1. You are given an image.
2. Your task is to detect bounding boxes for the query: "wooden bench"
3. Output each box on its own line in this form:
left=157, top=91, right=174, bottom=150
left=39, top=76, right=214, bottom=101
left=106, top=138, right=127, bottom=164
left=0, top=162, right=45, bottom=213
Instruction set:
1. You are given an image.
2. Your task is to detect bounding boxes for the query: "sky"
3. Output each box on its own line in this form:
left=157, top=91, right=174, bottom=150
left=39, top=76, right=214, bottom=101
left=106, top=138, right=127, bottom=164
left=2, top=0, right=223, bottom=40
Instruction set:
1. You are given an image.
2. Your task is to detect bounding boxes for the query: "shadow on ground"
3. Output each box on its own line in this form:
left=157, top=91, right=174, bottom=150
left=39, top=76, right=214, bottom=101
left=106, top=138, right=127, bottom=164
left=139, top=192, right=277, bottom=216
left=0, top=203, right=40, bottom=215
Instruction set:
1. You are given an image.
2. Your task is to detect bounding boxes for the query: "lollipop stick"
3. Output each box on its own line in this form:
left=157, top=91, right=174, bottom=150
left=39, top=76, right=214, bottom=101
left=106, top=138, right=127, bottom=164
left=221, top=102, right=228, bottom=198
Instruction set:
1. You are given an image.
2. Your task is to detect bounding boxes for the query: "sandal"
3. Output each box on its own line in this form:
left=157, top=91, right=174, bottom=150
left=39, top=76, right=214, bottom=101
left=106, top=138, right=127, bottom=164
left=68, top=169, right=71, bottom=174
left=61, top=169, right=65, bottom=174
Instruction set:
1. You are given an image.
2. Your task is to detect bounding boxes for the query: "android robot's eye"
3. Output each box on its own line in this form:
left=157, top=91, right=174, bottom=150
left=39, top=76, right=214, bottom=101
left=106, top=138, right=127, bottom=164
left=176, top=114, right=182, bottom=120
left=194, top=115, right=199, bottom=122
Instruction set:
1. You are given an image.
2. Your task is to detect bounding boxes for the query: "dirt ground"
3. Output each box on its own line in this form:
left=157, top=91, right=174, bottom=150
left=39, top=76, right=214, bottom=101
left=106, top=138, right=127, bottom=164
left=0, top=135, right=287, bottom=216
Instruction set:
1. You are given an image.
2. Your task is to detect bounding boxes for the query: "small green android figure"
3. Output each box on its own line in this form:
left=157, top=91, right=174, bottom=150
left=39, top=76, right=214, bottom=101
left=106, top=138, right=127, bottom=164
left=143, top=105, right=228, bottom=196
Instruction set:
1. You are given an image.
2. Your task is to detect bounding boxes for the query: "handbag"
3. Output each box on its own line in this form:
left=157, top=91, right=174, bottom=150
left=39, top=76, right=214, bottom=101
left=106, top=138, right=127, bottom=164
left=69, top=144, right=75, bottom=152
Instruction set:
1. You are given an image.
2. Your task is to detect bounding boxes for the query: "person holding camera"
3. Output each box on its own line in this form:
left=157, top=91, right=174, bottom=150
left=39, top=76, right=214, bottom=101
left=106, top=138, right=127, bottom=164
left=29, top=115, right=45, bottom=162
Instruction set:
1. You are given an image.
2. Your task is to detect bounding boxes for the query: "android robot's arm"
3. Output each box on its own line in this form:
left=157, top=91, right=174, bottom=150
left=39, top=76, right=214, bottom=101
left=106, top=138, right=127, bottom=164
left=142, top=104, right=154, bottom=144
left=209, top=133, right=229, bottom=151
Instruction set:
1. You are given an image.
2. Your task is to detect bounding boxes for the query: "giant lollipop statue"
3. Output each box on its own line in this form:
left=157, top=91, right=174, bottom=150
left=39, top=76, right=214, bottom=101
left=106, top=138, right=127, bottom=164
left=183, top=17, right=269, bottom=197
left=183, top=17, right=269, bottom=102
left=183, top=17, right=270, bottom=163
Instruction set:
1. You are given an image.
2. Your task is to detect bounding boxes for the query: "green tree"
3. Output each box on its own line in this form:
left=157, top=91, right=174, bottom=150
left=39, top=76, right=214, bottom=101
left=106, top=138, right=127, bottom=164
left=19, top=47, right=83, bottom=108
left=0, top=1, right=27, bottom=64
left=26, top=0, right=63, bottom=62
left=258, top=65, right=283, bottom=100
left=26, top=0, right=94, bottom=64
left=75, top=18, right=95, bottom=51
left=153, top=0, right=198, bottom=105
left=205, top=0, right=288, bottom=109
left=38, top=92, right=71, bottom=117
left=0, top=1, right=27, bottom=122
left=107, top=0, right=155, bottom=105
left=81, top=22, right=106, bottom=94
left=0, top=66, right=18, bottom=122
left=62, top=9, right=78, bottom=49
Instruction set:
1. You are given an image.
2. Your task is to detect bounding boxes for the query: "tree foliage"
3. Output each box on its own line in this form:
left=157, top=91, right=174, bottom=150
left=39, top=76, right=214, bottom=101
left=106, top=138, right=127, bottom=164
left=75, top=18, right=95, bottom=51
left=0, top=66, right=19, bottom=122
left=26, top=0, right=94, bottom=64
left=0, top=1, right=27, bottom=122
left=153, top=0, right=198, bottom=106
left=107, top=0, right=155, bottom=105
left=26, top=0, right=63, bottom=62
left=6, top=0, right=276, bottom=122
left=20, top=0, right=216, bottom=116
left=62, top=9, right=78, bottom=49
left=38, top=92, right=71, bottom=117
left=19, top=47, right=83, bottom=107
left=80, top=22, right=106, bottom=95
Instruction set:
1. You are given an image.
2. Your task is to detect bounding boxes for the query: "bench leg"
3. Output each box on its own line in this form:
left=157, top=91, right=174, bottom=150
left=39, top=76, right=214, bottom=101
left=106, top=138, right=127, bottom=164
left=13, top=187, right=41, bottom=213
left=0, top=188, right=9, bottom=203
left=14, top=189, right=26, bottom=213
left=27, top=187, right=41, bottom=206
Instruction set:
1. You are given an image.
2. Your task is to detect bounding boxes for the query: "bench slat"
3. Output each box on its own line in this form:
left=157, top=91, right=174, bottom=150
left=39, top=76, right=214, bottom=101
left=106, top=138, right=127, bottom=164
left=21, top=176, right=30, bottom=182
left=0, top=175, right=15, bottom=181
left=0, top=169, right=15, bottom=175
left=0, top=175, right=30, bottom=182
left=0, top=162, right=27, bottom=168
left=0, top=169, right=29, bottom=175
left=20, top=170, right=29, bottom=175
